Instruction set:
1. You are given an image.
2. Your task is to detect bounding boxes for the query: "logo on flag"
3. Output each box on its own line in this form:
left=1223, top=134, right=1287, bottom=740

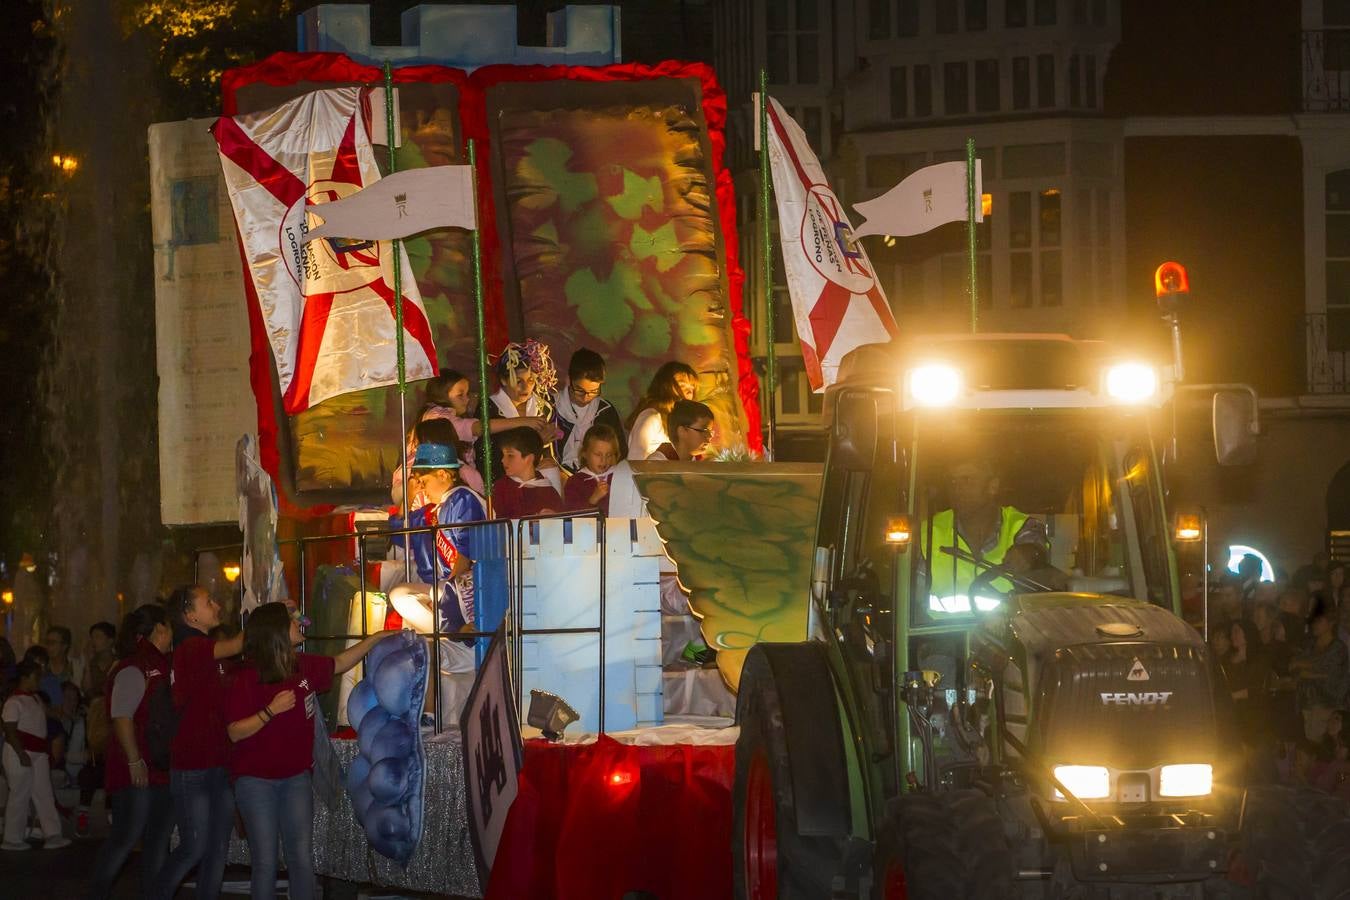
left=212, top=87, right=437, bottom=413
left=764, top=97, right=898, bottom=391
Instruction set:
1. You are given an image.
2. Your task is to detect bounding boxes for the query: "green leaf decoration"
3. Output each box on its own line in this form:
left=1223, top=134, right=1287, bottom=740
left=564, top=268, right=635, bottom=344
left=631, top=221, right=682, bottom=273
left=606, top=168, right=662, bottom=220
left=628, top=312, right=672, bottom=357
left=403, top=235, right=433, bottom=280
left=517, top=138, right=597, bottom=214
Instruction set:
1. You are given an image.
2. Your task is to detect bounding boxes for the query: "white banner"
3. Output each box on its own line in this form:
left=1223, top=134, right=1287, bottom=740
left=213, top=87, right=437, bottom=413
left=852, top=159, right=983, bottom=239
left=763, top=97, right=899, bottom=391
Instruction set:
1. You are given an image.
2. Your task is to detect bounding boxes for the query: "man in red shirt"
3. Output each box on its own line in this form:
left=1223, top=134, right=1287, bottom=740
left=149, top=585, right=244, bottom=900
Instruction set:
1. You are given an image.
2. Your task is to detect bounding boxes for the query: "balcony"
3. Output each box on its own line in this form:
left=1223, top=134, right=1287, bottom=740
left=1303, top=29, right=1350, bottom=112
left=1307, top=312, right=1350, bottom=393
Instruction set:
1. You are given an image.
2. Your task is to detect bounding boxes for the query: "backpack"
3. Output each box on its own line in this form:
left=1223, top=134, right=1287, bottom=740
left=144, top=675, right=180, bottom=771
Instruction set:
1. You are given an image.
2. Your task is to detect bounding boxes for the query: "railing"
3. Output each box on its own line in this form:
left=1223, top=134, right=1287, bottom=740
left=194, top=507, right=614, bottom=733
left=1303, top=29, right=1350, bottom=112
left=1307, top=312, right=1350, bottom=393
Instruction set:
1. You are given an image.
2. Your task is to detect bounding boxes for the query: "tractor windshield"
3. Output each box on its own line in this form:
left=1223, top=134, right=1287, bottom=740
left=910, top=412, right=1174, bottom=624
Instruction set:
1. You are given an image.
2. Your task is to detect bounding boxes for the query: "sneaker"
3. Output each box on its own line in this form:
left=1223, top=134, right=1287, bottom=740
left=42, top=836, right=71, bottom=850
left=1, top=841, right=31, bottom=851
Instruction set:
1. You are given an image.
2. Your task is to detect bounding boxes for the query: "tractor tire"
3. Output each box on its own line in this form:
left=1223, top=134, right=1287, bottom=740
left=732, top=645, right=851, bottom=900
left=878, top=789, right=1017, bottom=900
left=1237, top=784, right=1350, bottom=900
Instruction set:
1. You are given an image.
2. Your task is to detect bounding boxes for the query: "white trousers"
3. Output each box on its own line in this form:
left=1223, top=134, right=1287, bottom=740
left=2, top=744, right=61, bottom=844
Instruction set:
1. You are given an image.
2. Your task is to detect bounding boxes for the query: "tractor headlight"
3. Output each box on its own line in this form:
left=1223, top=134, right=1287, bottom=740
left=1104, top=362, right=1159, bottom=404
left=1159, top=764, right=1213, bottom=797
left=907, top=363, right=962, bottom=407
left=1052, top=765, right=1111, bottom=800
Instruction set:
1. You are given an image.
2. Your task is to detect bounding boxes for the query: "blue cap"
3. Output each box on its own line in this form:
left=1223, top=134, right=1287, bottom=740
left=410, top=442, right=460, bottom=470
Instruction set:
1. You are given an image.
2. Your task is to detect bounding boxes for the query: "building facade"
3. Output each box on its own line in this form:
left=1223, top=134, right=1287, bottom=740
left=713, top=0, right=1350, bottom=569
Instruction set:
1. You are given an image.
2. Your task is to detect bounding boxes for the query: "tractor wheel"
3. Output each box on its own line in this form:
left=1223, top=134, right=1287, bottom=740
left=881, top=789, right=1017, bottom=900
left=1236, top=784, right=1350, bottom=900
left=732, top=646, right=850, bottom=900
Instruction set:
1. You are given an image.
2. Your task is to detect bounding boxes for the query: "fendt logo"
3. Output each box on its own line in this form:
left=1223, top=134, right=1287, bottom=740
left=1100, top=691, right=1173, bottom=706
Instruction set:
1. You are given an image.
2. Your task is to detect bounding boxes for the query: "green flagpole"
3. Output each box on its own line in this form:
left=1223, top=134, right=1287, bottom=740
left=966, top=137, right=978, bottom=334
left=759, top=69, right=776, bottom=461
left=383, top=62, right=413, bottom=579
left=468, top=138, right=493, bottom=509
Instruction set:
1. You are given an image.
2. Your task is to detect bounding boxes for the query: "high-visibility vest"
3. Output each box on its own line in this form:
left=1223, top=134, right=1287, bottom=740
left=922, top=506, right=1029, bottom=612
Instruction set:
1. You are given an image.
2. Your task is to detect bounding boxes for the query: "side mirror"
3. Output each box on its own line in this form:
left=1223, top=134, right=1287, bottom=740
left=832, top=391, right=881, bottom=471
left=1212, top=390, right=1258, bottom=466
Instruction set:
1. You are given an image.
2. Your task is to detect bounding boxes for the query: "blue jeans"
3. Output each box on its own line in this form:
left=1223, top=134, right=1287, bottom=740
left=150, top=767, right=235, bottom=900
left=86, top=784, right=174, bottom=900
left=234, top=772, right=314, bottom=900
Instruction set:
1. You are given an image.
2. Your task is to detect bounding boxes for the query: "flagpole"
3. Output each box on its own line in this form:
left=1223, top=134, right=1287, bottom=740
left=468, top=138, right=493, bottom=510
left=966, top=137, right=978, bottom=334
left=384, top=62, right=413, bottom=581
left=759, top=69, right=776, bottom=462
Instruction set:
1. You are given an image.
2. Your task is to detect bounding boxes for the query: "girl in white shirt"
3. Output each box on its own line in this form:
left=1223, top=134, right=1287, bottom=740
left=626, top=361, right=697, bottom=460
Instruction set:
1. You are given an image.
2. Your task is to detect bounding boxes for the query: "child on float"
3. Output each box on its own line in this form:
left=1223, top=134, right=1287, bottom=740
left=554, top=347, right=627, bottom=472
left=224, top=603, right=396, bottom=900
left=149, top=585, right=245, bottom=900
left=626, top=361, right=697, bottom=460
left=475, top=340, right=563, bottom=490
left=562, top=424, right=643, bottom=518
left=492, top=426, right=564, bottom=519
left=87, top=605, right=176, bottom=898
left=646, top=399, right=716, bottom=462
left=2, top=659, right=69, bottom=850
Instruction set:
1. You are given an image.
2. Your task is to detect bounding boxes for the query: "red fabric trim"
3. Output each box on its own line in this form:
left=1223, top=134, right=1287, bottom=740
left=18, top=732, right=48, bottom=753
left=486, top=736, right=734, bottom=899
left=220, top=53, right=761, bottom=512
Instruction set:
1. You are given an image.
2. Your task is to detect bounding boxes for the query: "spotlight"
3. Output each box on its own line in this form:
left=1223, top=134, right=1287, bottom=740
left=527, top=689, right=579, bottom=742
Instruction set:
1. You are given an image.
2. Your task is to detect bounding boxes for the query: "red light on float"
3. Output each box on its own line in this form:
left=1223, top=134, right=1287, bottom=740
left=606, top=769, right=634, bottom=787
left=1154, top=261, right=1189, bottom=299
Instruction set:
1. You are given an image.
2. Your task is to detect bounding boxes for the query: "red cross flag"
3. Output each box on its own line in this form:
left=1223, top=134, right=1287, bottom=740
left=212, top=87, right=437, bottom=414
left=764, top=97, right=898, bottom=391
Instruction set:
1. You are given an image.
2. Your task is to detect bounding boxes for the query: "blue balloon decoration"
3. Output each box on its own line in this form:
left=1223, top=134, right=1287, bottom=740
left=373, top=647, right=419, bottom=712
left=347, top=679, right=378, bottom=731
left=356, top=706, right=392, bottom=759
left=369, top=756, right=409, bottom=802
left=342, top=632, right=428, bottom=865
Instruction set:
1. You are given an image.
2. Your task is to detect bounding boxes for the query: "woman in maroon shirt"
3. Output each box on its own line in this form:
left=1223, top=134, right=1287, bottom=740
left=87, top=604, right=175, bottom=900
left=225, top=603, right=396, bottom=900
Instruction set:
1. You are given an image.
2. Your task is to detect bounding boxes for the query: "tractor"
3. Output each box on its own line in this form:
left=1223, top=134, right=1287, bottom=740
left=731, top=326, right=1350, bottom=899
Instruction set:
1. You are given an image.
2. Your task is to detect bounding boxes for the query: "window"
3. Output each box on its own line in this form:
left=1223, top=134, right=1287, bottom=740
left=1092, top=0, right=1107, bottom=25
left=1095, top=188, right=1112, bottom=303
left=1009, top=191, right=1032, bottom=248
left=1013, top=56, right=1031, bottom=109
left=1006, top=0, right=1027, bottom=26
left=944, top=61, right=969, bottom=114
left=1010, top=252, right=1033, bottom=308
left=1328, top=170, right=1350, bottom=351
left=1007, top=189, right=1063, bottom=307
left=937, top=0, right=959, bottom=33
left=915, top=64, right=934, bottom=116
left=1086, top=55, right=1097, bottom=108
left=1037, top=54, right=1056, bottom=107
left=1072, top=0, right=1088, bottom=24
left=1041, top=250, right=1062, bottom=306
left=890, top=66, right=909, bottom=119
left=767, top=1, right=821, bottom=86
left=1069, top=55, right=1082, bottom=108
left=975, top=59, right=1000, bottom=112
left=802, top=106, right=823, bottom=153
left=965, top=0, right=988, bottom=30
left=1035, top=0, right=1057, bottom=25
left=1039, top=189, right=1061, bottom=246
left=869, top=0, right=890, bottom=38
left=898, top=0, right=921, bottom=35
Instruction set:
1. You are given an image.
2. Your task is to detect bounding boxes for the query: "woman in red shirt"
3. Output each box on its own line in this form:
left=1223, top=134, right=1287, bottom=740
left=225, top=603, right=397, bottom=900
left=87, top=604, right=175, bottom=899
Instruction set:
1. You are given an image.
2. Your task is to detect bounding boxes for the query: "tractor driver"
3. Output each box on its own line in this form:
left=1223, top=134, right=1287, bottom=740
left=921, top=455, right=1050, bottom=613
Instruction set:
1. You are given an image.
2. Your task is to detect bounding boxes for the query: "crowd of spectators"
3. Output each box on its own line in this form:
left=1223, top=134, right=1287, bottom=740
left=1198, top=552, right=1350, bottom=798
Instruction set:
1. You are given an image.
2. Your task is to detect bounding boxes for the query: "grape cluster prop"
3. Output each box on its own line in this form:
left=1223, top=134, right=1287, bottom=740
left=344, top=631, right=428, bottom=864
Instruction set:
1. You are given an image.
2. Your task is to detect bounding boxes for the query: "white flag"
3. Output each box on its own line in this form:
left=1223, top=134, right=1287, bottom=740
left=763, top=97, right=898, bottom=391
left=303, top=166, right=476, bottom=242
left=852, top=160, right=983, bottom=239
left=213, top=87, right=437, bottom=414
